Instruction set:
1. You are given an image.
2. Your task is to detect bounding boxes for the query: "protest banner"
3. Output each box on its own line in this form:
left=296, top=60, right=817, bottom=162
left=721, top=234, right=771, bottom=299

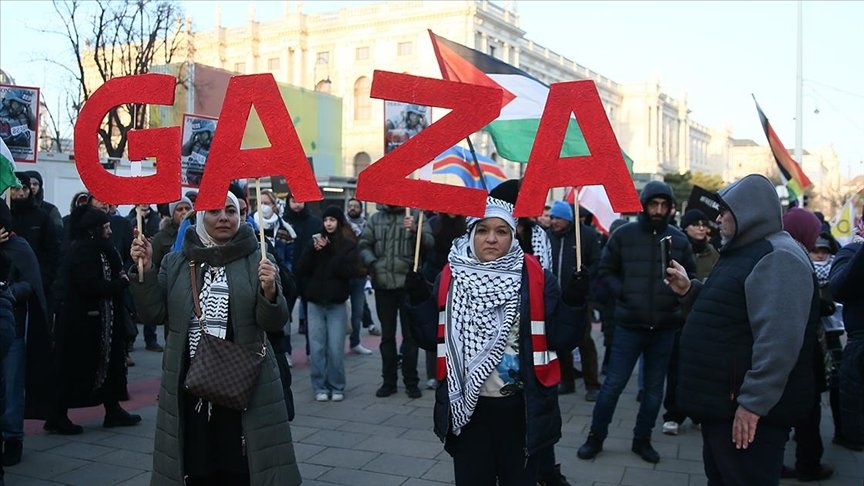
left=0, top=84, right=40, bottom=163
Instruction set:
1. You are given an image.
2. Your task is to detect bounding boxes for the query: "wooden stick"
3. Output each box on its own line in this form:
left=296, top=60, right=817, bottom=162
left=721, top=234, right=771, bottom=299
left=255, top=178, right=266, bottom=261
left=136, top=206, right=145, bottom=282
left=573, top=187, right=582, bottom=270
left=413, top=210, right=424, bottom=272
left=405, top=206, right=411, bottom=232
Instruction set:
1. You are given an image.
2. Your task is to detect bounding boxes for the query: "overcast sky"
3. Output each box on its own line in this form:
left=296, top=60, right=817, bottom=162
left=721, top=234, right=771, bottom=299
left=2, top=0, right=862, bottom=178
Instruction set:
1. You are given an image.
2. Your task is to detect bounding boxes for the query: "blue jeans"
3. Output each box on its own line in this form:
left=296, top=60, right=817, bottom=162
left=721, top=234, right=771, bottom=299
left=348, top=277, right=367, bottom=348
left=589, top=326, right=675, bottom=439
left=308, top=302, right=347, bottom=394
left=2, top=337, right=25, bottom=440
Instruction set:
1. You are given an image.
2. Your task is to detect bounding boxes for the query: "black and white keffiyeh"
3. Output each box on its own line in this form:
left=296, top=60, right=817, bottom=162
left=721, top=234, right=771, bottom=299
left=531, top=224, right=553, bottom=271
left=188, top=264, right=230, bottom=358
left=813, top=256, right=833, bottom=287
left=446, top=197, right=524, bottom=434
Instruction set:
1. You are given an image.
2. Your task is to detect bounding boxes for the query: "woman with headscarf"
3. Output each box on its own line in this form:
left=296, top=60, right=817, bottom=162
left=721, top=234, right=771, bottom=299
left=130, top=193, right=300, bottom=486
left=405, top=197, right=587, bottom=484
left=51, top=205, right=140, bottom=434
left=296, top=206, right=360, bottom=402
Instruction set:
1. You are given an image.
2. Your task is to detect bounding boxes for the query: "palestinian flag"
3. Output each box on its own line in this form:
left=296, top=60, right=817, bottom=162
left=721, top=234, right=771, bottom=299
left=753, top=97, right=812, bottom=200
left=429, top=30, right=633, bottom=169
left=0, top=138, right=21, bottom=195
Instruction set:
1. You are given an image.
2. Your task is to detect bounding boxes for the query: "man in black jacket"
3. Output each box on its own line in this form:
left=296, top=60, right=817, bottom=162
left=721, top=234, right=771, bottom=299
left=23, top=171, right=62, bottom=234
left=9, top=173, right=60, bottom=297
left=665, top=175, right=818, bottom=485
left=577, top=181, right=694, bottom=464
left=546, top=200, right=602, bottom=401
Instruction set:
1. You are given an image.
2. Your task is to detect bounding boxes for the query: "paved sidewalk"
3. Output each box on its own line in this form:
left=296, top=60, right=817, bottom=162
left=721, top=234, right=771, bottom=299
left=7, top=321, right=864, bottom=485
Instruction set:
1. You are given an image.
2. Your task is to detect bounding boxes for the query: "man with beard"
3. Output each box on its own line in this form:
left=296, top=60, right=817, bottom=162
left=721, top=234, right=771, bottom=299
left=345, top=198, right=378, bottom=350
left=577, top=181, right=694, bottom=464
left=8, top=173, right=60, bottom=297
left=23, top=171, right=62, bottom=234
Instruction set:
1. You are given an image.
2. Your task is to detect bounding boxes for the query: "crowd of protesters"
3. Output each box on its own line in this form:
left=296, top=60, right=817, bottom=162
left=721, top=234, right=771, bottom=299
left=0, top=170, right=862, bottom=485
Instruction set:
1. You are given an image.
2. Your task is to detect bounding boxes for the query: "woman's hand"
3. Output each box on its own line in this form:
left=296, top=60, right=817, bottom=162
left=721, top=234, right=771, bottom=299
left=259, top=258, right=278, bottom=301
left=313, top=236, right=329, bottom=251
left=130, top=230, right=153, bottom=272
left=664, top=259, right=691, bottom=296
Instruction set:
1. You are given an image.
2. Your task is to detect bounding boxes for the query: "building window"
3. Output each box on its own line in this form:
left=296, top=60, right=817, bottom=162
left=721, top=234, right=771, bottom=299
left=316, top=79, right=332, bottom=94
left=354, top=152, right=372, bottom=175
left=398, top=41, right=412, bottom=56
left=234, top=62, right=246, bottom=73
left=356, top=46, right=370, bottom=61
left=354, top=76, right=371, bottom=121
left=488, top=44, right=496, bottom=58
left=267, top=57, right=280, bottom=71
left=316, top=51, right=330, bottom=64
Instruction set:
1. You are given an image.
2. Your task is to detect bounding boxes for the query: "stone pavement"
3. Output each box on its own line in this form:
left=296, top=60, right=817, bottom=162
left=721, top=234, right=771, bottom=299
left=7, top=318, right=864, bottom=485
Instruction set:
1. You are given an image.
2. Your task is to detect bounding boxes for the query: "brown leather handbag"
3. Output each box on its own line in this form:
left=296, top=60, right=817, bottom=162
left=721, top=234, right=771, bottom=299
left=183, top=262, right=266, bottom=411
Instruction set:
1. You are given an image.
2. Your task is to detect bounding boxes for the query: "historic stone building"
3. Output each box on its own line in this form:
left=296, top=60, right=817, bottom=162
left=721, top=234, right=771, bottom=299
left=182, top=0, right=729, bottom=181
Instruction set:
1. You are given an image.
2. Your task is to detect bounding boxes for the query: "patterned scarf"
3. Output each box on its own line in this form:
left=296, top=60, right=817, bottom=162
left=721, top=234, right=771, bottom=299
left=188, top=264, right=230, bottom=358
left=813, top=256, right=833, bottom=287
left=94, top=252, right=114, bottom=390
left=531, top=224, right=553, bottom=271
left=445, top=197, right=524, bottom=434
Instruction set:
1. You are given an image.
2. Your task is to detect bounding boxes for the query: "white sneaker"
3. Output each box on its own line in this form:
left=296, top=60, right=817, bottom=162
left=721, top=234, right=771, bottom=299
left=331, top=392, right=344, bottom=402
left=315, top=393, right=329, bottom=402
left=426, top=378, right=437, bottom=390
left=285, top=354, right=293, bottom=367
left=662, top=421, right=679, bottom=435
left=352, top=344, right=373, bottom=355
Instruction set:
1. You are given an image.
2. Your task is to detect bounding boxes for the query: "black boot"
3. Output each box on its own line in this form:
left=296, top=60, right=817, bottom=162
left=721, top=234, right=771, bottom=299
left=631, top=437, right=660, bottom=463
left=103, top=403, right=142, bottom=428
left=43, top=412, right=84, bottom=435
left=577, top=432, right=604, bottom=460
left=1, top=439, right=21, bottom=467
left=557, top=381, right=576, bottom=395
left=538, top=463, right=572, bottom=486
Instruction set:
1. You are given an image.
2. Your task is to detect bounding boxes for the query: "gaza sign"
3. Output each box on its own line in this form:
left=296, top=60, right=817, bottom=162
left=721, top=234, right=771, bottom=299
left=74, top=72, right=640, bottom=217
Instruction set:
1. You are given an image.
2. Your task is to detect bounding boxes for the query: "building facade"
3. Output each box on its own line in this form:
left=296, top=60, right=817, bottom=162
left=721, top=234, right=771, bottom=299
left=181, top=0, right=730, bottom=181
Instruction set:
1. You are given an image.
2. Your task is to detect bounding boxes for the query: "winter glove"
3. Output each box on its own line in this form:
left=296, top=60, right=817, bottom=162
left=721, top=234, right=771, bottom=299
left=562, top=267, right=590, bottom=307
left=819, top=297, right=836, bottom=317
left=404, top=271, right=432, bottom=305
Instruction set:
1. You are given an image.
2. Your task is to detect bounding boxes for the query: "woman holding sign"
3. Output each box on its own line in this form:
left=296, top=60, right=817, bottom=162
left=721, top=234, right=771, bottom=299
left=129, top=193, right=300, bottom=486
left=404, top=196, right=588, bottom=485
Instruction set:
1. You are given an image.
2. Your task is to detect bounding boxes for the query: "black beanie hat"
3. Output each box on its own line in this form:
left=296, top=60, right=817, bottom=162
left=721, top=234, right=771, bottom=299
left=489, top=179, right=521, bottom=205
left=71, top=206, right=110, bottom=237
left=680, top=209, right=709, bottom=229
left=322, top=205, right=346, bottom=225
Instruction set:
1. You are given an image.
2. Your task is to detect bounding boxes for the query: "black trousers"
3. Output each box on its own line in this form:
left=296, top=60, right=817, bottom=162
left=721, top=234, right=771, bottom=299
left=701, top=419, right=789, bottom=486
left=663, top=330, right=686, bottom=424
left=791, top=395, right=824, bottom=473
left=448, top=395, right=537, bottom=486
left=375, top=288, right=419, bottom=388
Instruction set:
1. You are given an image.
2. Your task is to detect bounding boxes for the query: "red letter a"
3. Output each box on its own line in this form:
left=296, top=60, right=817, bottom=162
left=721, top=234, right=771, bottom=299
left=195, top=74, right=322, bottom=209
left=514, top=81, right=641, bottom=217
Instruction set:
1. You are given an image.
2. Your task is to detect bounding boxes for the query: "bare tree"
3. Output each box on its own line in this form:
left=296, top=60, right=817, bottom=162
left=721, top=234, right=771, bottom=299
left=50, top=0, right=185, bottom=159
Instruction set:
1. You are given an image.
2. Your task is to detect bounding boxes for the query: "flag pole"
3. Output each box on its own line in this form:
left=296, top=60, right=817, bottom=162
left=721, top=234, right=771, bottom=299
left=136, top=206, right=145, bottom=282
left=255, top=178, right=267, bottom=261
left=413, top=210, right=424, bottom=272
left=573, top=187, right=582, bottom=270
left=465, top=137, right=489, bottom=193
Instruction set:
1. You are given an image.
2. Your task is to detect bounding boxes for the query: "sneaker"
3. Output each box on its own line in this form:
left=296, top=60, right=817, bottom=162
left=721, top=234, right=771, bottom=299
left=585, top=388, right=600, bottom=402
left=577, top=432, right=604, bottom=460
left=2, top=439, right=22, bottom=466
left=368, top=326, right=382, bottom=336
left=145, top=342, right=164, bottom=352
left=315, top=393, right=329, bottom=402
left=331, top=392, right=344, bottom=402
left=375, top=385, right=397, bottom=397
left=406, top=386, right=422, bottom=399
left=631, top=437, right=660, bottom=463
left=425, top=378, right=437, bottom=390
left=351, top=344, right=373, bottom=355
left=662, top=421, right=679, bottom=435
left=103, top=409, right=142, bottom=428
left=285, top=354, right=293, bottom=368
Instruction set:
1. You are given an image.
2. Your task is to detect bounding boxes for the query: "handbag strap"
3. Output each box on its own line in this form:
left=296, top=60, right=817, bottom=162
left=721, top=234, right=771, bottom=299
left=189, top=260, right=267, bottom=357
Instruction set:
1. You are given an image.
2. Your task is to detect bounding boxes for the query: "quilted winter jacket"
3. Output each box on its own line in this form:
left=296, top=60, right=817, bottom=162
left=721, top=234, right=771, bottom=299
left=359, top=206, right=433, bottom=290
left=130, top=224, right=299, bottom=486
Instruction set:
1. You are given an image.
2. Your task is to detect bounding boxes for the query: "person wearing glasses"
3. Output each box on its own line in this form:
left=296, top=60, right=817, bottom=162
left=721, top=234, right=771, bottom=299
left=404, top=196, right=586, bottom=484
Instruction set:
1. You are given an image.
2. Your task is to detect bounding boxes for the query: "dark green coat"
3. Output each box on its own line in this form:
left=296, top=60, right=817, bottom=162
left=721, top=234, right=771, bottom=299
left=131, top=224, right=299, bottom=486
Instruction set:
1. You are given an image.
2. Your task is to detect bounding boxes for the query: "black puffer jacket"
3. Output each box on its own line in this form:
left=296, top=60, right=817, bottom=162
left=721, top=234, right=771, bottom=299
left=597, top=182, right=695, bottom=330
left=284, top=205, right=322, bottom=270
left=296, top=234, right=358, bottom=305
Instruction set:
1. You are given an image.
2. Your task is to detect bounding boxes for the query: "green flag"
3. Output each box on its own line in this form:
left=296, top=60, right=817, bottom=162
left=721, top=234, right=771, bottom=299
left=0, top=139, right=22, bottom=194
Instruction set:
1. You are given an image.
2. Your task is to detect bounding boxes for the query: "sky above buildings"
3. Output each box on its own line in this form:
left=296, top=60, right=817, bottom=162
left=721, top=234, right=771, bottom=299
left=1, top=0, right=862, bottom=178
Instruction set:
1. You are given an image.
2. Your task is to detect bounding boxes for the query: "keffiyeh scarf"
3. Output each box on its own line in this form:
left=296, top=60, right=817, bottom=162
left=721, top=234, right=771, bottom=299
left=531, top=224, right=553, bottom=271
left=188, top=264, right=230, bottom=358
left=446, top=197, right=524, bottom=434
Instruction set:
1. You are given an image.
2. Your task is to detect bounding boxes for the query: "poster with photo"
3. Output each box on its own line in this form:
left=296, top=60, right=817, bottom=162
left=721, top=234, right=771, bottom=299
left=384, top=101, right=430, bottom=154
left=181, top=113, right=218, bottom=187
left=0, top=84, right=40, bottom=163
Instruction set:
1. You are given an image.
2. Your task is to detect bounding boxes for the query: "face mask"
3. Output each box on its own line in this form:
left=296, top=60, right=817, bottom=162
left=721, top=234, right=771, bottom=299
left=260, top=204, right=274, bottom=219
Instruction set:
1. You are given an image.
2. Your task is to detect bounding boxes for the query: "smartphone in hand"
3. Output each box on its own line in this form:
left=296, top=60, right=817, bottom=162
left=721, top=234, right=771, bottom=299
left=660, top=235, right=673, bottom=279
